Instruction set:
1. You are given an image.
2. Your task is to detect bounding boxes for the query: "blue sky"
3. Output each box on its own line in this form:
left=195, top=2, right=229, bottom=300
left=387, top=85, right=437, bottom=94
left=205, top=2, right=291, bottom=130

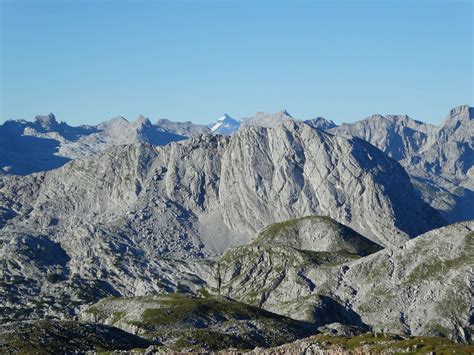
left=1, top=0, right=472, bottom=126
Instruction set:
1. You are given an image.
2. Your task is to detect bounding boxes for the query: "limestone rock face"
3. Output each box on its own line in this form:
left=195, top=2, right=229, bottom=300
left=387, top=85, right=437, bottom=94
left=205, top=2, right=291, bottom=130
left=333, top=221, right=473, bottom=342
left=0, top=121, right=445, bottom=323
left=330, top=113, right=437, bottom=161
left=219, top=121, right=444, bottom=246
left=330, top=105, right=474, bottom=222
left=240, top=110, right=294, bottom=129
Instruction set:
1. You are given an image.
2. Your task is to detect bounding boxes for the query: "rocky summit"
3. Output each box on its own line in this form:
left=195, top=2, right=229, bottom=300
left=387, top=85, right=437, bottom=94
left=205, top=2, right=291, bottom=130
left=0, top=106, right=472, bottom=353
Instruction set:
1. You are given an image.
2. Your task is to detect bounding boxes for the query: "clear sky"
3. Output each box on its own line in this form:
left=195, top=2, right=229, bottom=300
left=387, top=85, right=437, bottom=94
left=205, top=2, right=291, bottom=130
left=1, top=0, right=472, bottom=126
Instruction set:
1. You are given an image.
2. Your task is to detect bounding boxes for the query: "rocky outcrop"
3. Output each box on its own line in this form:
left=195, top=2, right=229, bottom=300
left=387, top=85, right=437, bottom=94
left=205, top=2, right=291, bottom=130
left=211, top=220, right=474, bottom=342
left=251, top=216, right=382, bottom=255
left=330, top=105, right=474, bottom=223
left=240, top=109, right=293, bottom=129
left=246, top=332, right=474, bottom=354
left=79, top=293, right=318, bottom=351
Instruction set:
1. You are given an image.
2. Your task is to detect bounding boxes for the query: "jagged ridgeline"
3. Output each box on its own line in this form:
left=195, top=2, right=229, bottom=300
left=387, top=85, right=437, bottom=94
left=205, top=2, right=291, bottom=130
left=0, top=108, right=473, bottom=352
left=2, top=106, right=472, bottom=223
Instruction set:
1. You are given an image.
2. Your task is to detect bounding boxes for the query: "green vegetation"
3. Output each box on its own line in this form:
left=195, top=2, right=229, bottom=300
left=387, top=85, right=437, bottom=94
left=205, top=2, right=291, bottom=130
left=169, top=329, right=250, bottom=351
left=406, top=255, right=470, bottom=283
left=307, top=333, right=474, bottom=354
left=128, top=293, right=283, bottom=328
left=85, top=293, right=317, bottom=351
left=0, top=320, right=151, bottom=354
left=253, top=215, right=337, bottom=244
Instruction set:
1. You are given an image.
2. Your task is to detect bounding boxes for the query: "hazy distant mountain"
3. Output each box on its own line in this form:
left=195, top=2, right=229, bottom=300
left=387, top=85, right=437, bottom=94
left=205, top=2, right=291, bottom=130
left=0, top=114, right=186, bottom=175
left=156, top=118, right=211, bottom=136
left=0, top=113, right=97, bottom=175
left=209, top=113, right=240, bottom=135
left=303, top=116, right=337, bottom=131
left=59, top=115, right=186, bottom=159
left=208, top=110, right=300, bottom=135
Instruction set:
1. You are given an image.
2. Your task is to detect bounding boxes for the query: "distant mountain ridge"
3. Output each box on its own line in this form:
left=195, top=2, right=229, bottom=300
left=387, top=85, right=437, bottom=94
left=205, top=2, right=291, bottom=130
left=209, top=113, right=240, bottom=135
left=0, top=113, right=186, bottom=175
left=1, top=106, right=472, bottom=223
left=329, top=105, right=474, bottom=222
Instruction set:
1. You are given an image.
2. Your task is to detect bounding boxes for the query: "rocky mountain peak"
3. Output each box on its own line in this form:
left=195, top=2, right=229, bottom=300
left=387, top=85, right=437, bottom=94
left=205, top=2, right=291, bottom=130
left=304, top=117, right=337, bottom=131
left=218, top=113, right=234, bottom=122
left=278, top=109, right=293, bottom=118
left=34, top=113, right=58, bottom=130
left=441, top=104, right=473, bottom=128
left=210, top=113, right=240, bottom=135
left=133, top=115, right=152, bottom=128
left=98, top=116, right=129, bottom=128
left=241, top=110, right=294, bottom=129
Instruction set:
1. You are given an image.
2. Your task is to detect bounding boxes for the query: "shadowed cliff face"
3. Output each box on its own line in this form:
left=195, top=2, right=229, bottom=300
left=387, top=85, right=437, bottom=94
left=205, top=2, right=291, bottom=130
left=330, top=105, right=474, bottom=223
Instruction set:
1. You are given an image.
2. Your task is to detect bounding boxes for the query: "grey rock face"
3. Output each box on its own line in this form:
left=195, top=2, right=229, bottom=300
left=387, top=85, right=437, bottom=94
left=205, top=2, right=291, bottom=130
left=240, top=109, right=294, bottom=129
left=211, top=220, right=473, bottom=342
left=333, top=221, right=473, bottom=342
left=330, top=113, right=436, bottom=161
left=0, top=121, right=444, bottom=322
left=330, top=105, right=474, bottom=223
left=219, top=121, right=444, bottom=246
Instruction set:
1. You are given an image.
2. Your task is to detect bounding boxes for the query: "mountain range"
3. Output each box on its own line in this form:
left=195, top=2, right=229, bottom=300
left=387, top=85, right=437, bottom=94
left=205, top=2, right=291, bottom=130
left=2, top=105, right=472, bottom=222
left=0, top=105, right=472, bottom=353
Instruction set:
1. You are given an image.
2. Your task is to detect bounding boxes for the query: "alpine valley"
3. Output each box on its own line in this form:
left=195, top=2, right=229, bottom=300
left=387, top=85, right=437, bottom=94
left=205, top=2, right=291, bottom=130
left=0, top=106, right=473, bottom=354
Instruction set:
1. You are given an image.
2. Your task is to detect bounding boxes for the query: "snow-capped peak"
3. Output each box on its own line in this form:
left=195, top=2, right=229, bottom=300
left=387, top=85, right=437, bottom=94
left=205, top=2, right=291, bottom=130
left=210, top=114, right=240, bottom=135
left=217, top=113, right=233, bottom=122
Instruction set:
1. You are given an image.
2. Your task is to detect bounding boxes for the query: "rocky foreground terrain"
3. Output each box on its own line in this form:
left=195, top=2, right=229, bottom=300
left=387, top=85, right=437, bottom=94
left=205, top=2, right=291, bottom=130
left=0, top=106, right=472, bottom=353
